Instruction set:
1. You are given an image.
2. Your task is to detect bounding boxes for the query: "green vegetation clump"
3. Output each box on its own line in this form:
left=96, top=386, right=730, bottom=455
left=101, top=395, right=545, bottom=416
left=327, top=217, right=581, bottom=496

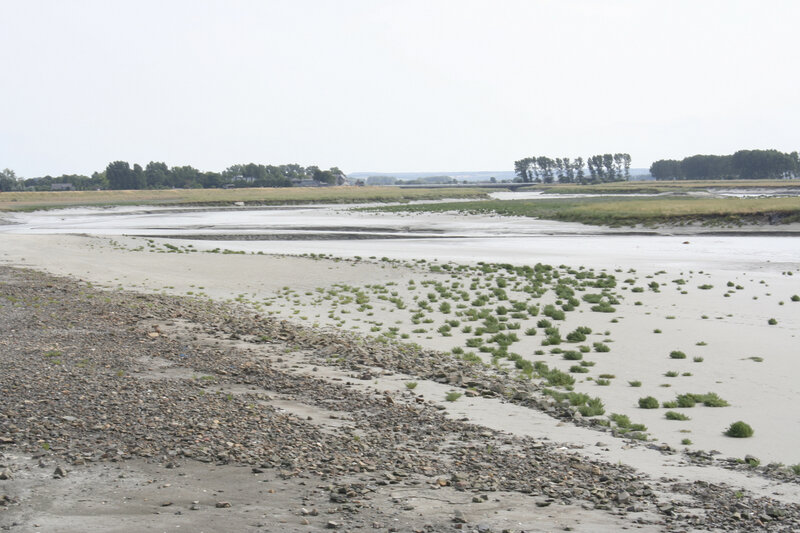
left=669, top=350, right=687, bottom=359
left=665, top=411, right=690, bottom=421
left=628, top=380, right=642, bottom=387
left=542, top=389, right=605, bottom=417
left=445, top=391, right=463, bottom=402
left=725, top=421, right=754, bottom=438
left=676, top=394, right=696, bottom=408
left=768, top=318, right=778, bottom=325
left=701, top=392, right=729, bottom=407
left=535, top=362, right=575, bottom=387
left=638, top=396, right=659, bottom=409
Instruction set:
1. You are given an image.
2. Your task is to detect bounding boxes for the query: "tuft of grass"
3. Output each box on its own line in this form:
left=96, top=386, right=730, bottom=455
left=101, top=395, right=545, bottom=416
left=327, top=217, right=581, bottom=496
left=628, top=380, right=642, bottom=387
left=767, top=318, right=778, bottom=325
left=676, top=394, right=696, bottom=408
left=638, top=396, right=659, bottom=409
left=609, top=413, right=631, bottom=428
left=725, top=421, right=754, bottom=438
left=445, top=391, right=463, bottom=402
left=405, top=382, right=418, bottom=390
left=701, top=392, right=729, bottom=407
left=693, top=356, right=704, bottom=363
left=578, top=397, right=606, bottom=417
left=664, top=370, right=679, bottom=377
left=681, top=438, right=693, bottom=445
left=669, top=350, right=687, bottom=359
left=665, top=411, right=691, bottom=421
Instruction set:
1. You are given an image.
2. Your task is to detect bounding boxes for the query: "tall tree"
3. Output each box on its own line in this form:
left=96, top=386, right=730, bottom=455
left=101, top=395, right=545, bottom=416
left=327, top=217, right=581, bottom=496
left=106, top=161, right=136, bottom=190
left=0, top=168, right=19, bottom=191
left=145, top=161, right=170, bottom=188
left=574, top=157, right=585, bottom=183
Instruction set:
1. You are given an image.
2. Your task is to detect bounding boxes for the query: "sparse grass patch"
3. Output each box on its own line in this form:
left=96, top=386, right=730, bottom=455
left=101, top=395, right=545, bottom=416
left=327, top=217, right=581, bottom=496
left=628, top=380, right=642, bottom=387
left=669, top=350, right=687, bottom=359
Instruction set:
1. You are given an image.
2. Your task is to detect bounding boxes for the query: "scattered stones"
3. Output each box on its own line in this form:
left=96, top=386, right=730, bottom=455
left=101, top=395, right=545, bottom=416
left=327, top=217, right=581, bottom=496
left=0, top=267, right=798, bottom=532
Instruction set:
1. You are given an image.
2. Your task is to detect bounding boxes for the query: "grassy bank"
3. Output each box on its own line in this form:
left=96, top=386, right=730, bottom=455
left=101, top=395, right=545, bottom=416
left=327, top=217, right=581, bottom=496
left=371, top=196, right=800, bottom=227
left=0, top=186, right=490, bottom=212
left=529, top=179, right=800, bottom=195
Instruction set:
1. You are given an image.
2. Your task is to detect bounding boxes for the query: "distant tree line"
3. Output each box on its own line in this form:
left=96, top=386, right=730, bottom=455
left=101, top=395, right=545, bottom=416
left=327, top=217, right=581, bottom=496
left=0, top=162, right=346, bottom=192
left=649, top=149, right=800, bottom=180
left=514, top=154, right=631, bottom=183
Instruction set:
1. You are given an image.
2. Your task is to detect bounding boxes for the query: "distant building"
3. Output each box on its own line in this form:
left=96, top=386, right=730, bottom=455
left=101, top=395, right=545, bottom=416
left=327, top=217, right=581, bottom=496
left=293, top=179, right=323, bottom=187
left=51, top=183, right=74, bottom=191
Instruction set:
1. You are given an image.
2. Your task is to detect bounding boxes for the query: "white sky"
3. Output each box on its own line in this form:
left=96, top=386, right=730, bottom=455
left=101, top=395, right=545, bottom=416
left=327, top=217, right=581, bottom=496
left=2, top=0, right=799, bottom=177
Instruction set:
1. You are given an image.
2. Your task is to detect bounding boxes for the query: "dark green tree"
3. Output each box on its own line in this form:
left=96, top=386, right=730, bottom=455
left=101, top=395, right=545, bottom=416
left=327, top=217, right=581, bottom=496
left=106, top=161, right=136, bottom=190
left=650, top=159, right=683, bottom=180
left=145, top=161, right=170, bottom=188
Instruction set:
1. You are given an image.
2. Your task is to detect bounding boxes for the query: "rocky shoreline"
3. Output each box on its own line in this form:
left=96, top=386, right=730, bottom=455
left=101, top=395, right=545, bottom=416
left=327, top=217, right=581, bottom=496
left=1, top=266, right=798, bottom=531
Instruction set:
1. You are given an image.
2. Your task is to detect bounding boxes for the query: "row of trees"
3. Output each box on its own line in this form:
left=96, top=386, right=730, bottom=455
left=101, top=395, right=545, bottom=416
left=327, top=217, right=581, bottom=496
left=649, top=149, right=800, bottom=180
left=0, top=162, right=347, bottom=192
left=514, top=154, right=631, bottom=183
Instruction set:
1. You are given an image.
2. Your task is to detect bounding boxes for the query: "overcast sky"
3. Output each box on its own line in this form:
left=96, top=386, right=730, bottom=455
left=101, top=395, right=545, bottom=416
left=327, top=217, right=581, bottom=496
left=2, top=0, right=799, bottom=177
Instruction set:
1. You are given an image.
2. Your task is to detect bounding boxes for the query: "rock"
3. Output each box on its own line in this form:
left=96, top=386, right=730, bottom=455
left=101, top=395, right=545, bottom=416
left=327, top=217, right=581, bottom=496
left=53, top=465, right=67, bottom=479
left=765, top=506, right=785, bottom=518
left=325, top=521, right=340, bottom=529
left=616, top=491, right=631, bottom=504
left=0, top=469, right=12, bottom=480
left=215, top=501, right=231, bottom=508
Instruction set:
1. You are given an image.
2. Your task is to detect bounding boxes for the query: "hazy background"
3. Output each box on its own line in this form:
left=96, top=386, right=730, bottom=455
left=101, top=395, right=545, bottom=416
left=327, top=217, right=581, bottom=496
left=1, top=0, right=799, bottom=177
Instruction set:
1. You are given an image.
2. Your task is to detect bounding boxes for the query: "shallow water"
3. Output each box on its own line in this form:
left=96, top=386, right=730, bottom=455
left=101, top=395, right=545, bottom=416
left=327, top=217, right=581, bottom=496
left=1, top=204, right=797, bottom=273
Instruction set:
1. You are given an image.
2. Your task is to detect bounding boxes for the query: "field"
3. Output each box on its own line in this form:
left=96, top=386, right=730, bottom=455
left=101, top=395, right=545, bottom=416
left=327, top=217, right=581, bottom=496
left=0, top=186, right=489, bottom=212
left=372, top=195, right=800, bottom=226
left=530, top=179, right=800, bottom=195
